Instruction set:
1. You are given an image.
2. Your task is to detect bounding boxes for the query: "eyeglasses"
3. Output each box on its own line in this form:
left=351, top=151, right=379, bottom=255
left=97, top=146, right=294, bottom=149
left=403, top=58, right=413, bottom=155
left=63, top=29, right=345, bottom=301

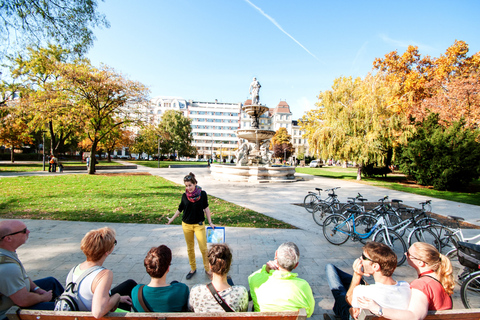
left=405, top=251, right=428, bottom=264
left=1, top=227, right=27, bottom=240
left=114, top=240, right=117, bottom=246
left=184, top=175, right=192, bottom=181
left=361, top=252, right=375, bottom=263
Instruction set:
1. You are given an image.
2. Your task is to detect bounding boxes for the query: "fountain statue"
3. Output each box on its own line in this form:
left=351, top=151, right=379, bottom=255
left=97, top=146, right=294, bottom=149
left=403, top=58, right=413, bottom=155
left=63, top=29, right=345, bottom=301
left=210, top=78, right=295, bottom=182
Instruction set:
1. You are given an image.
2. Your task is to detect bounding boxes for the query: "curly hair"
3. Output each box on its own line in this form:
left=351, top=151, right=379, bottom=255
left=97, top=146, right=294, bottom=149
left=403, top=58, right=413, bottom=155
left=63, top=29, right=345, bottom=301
left=80, top=227, right=116, bottom=262
left=144, top=245, right=172, bottom=278
left=208, top=244, right=232, bottom=276
left=411, top=242, right=455, bottom=295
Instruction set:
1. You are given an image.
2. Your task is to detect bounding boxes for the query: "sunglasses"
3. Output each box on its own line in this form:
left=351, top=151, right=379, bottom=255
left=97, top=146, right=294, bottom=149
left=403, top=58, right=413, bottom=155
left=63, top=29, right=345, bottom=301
left=361, top=252, right=375, bottom=263
left=184, top=175, right=192, bottom=181
left=114, top=239, right=117, bottom=246
left=1, top=227, right=27, bottom=240
left=405, top=251, right=427, bottom=264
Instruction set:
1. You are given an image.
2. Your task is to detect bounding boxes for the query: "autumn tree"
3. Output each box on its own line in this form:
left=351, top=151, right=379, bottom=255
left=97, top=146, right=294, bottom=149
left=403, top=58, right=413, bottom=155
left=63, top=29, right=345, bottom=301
left=271, top=127, right=293, bottom=160
left=158, top=110, right=195, bottom=159
left=0, top=0, right=109, bottom=58
left=59, top=62, right=150, bottom=174
left=302, top=74, right=405, bottom=179
left=7, top=45, right=85, bottom=156
left=0, top=105, right=33, bottom=162
left=130, top=124, right=169, bottom=158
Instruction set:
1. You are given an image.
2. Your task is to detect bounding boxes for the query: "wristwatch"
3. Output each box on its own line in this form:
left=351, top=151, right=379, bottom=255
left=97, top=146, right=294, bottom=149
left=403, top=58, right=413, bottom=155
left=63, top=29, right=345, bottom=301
left=377, top=307, right=383, bottom=316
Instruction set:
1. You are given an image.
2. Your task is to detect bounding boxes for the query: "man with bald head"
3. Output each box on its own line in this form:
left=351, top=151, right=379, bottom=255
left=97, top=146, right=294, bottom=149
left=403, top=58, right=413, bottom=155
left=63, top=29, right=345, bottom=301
left=0, top=220, right=63, bottom=320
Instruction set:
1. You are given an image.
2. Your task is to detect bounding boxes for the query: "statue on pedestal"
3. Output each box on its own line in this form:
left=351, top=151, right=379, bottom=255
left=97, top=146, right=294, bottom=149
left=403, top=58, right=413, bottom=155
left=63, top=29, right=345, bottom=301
left=249, top=77, right=261, bottom=105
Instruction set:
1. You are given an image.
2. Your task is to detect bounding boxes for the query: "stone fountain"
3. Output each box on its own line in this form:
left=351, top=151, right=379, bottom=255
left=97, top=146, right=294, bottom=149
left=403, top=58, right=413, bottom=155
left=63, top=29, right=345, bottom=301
left=210, top=78, right=295, bottom=182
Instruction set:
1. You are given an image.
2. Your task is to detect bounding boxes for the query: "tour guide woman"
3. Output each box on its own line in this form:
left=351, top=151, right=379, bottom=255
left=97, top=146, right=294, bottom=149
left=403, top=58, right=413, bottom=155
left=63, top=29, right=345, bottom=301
left=167, top=172, right=215, bottom=280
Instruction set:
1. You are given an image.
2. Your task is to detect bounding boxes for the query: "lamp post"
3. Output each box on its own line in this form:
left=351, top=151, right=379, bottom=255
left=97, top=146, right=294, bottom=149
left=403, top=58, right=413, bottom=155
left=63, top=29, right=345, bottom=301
left=210, top=135, right=214, bottom=163
left=42, top=130, right=46, bottom=171
left=157, top=137, right=160, bottom=168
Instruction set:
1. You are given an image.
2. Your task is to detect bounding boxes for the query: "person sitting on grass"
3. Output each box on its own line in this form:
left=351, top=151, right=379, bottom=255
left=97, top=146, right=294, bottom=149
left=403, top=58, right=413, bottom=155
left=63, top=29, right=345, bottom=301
left=131, top=245, right=189, bottom=312
left=357, top=242, right=454, bottom=320
left=189, top=244, right=248, bottom=312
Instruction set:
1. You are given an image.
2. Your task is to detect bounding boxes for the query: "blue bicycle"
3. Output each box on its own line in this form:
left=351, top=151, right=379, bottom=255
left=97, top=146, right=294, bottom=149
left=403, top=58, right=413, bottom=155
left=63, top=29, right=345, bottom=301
left=323, top=209, right=407, bottom=266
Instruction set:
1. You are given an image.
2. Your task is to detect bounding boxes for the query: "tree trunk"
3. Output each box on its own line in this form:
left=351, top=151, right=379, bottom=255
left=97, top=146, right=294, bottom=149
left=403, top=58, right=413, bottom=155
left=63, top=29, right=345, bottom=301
left=89, top=140, right=99, bottom=174
left=49, top=120, right=56, bottom=156
left=10, top=145, right=14, bottom=163
left=357, top=165, right=362, bottom=180
left=107, top=151, right=111, bottom=162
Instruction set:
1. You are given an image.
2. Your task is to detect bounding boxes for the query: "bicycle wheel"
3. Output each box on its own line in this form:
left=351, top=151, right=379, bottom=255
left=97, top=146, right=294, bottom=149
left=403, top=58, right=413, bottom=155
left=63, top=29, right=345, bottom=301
left=303, top=194, right=318, bottom=213
left=386, top=211, right=402, bottom=227
left=323, top=214, right=351, bottom=245
left=312, top=203, right=334, bottom=227
left=427, top=225, right=459, bottom=255
left=373, top=229, right=407, bottom=266
left=461, top=271, right=480, bottom=308
left=339, top=203, right=362, bottom=217
left=408, top=227, right=441, bottom=251
left=354, top=214, right=378, bottom=244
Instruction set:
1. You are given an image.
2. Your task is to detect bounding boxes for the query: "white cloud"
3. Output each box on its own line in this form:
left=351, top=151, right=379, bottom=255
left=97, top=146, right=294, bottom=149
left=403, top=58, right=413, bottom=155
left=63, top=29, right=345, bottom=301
left=379, top=34, right=434, bottom=51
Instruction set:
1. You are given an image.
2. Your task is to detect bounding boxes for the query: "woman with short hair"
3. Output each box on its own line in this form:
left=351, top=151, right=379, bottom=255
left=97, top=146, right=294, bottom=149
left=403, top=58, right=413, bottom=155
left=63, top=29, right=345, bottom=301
left=65, top=227, right=136, bottom=318
left=188, top=244, right=248, bottom=312
left=131, top=245, right=189, bottom=312
left=358, top=242, right=454, bottom=320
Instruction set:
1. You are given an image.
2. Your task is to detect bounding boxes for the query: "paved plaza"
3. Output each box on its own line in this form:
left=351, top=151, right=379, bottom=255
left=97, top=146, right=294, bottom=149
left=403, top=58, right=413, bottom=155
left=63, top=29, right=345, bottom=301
left=1, top=163, right=479, bottom=319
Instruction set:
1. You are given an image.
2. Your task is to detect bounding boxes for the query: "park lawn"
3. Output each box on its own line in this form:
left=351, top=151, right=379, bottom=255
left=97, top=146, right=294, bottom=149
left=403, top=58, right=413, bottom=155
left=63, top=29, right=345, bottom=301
left=295, top=166, right=480, bottom=206
left=128, top=160, right=208, bottom=169
left=0, top=161, right=124, bottom=172
left=0, top=174, right=294, bottom=229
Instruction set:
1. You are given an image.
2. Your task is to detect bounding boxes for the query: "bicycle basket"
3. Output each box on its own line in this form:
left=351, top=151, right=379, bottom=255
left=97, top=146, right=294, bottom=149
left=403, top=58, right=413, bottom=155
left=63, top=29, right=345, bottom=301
left=457, top=241, right=480, bottom=270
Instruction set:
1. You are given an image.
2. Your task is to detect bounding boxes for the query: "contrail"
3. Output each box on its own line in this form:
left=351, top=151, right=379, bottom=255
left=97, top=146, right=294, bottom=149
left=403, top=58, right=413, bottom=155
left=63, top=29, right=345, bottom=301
left=244, top=0, right=320, bottom=62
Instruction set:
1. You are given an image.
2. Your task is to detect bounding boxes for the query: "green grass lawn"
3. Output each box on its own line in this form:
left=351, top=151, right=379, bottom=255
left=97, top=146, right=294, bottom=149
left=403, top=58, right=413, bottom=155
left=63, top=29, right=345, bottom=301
left=128, top=160, right=208, bottom=169
left=0, top=174, right=294, bottom=229
left=0, top=161, right=127, bottom=172
left=296, top=166, right=480, bottom=206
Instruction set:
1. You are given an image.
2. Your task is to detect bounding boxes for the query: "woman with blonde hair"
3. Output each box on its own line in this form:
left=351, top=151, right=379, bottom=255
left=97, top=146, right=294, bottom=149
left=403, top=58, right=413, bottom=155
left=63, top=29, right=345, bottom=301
left=64, top=227, right=137, bottom=318
left=357, top=242, right=454, bottom=320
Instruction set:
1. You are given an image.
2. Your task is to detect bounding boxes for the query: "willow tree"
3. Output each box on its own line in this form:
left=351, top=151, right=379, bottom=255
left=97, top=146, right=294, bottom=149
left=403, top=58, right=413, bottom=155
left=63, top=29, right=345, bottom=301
left=301, top=74, right=405, bottom=179
left=59, top=62, right=150, bottom=174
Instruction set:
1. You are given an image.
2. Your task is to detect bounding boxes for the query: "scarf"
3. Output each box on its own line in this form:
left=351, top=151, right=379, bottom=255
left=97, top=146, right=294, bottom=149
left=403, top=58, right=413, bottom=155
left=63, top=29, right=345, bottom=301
left=186, top=185, right=202, bottom=203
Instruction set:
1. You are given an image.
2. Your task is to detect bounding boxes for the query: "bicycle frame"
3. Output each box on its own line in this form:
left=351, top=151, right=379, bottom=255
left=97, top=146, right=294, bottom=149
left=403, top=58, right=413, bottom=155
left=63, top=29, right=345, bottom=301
left=333, top=213, right=385, bottom=241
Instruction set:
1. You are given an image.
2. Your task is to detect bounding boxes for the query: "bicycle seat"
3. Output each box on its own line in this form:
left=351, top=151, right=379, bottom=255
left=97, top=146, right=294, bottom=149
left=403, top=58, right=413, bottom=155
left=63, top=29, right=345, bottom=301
left=347, top=197, right=355, bottom=201
left=346, top=208, right=359, bottom=214
left=358, top=198, right=367, bottom=202
left=391, top=199, right=403, bottom=203
left=448, top=215, right=465, bottom=222
left=328, top=193, right=337, bottom=197
left=315, top=188, right=322, bottom=191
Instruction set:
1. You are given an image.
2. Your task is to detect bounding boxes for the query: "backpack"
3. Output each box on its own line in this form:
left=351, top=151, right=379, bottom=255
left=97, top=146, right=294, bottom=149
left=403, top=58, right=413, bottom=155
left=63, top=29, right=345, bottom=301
left=54, top=265, right=105, bottom=311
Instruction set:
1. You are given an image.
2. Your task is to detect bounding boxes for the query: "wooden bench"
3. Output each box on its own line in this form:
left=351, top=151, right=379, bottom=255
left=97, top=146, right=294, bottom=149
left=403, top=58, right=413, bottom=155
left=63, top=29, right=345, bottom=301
left=358, top=308, right=480, bottom=320
left=6, top=306, right=307, bottom=320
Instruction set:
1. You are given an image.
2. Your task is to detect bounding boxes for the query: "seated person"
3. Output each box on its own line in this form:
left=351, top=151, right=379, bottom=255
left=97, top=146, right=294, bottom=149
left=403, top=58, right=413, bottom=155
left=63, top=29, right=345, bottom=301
left=0, top=220, right=64, bottom=320
left=131, top=245, right=189, bottom=312
left=324, top=241, right=411, bottom=320
left=189, top=244, right=248, bottom=312
left=248, top=242, right=315, bottom=317
left=358, top=242, right=454, bottom=320
left=66, top=227, right=137, bottom=318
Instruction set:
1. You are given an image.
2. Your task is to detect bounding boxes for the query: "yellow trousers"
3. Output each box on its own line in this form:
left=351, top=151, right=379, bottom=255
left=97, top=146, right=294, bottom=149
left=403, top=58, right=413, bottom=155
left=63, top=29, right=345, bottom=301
left=182, top=221, right=209, bottom=271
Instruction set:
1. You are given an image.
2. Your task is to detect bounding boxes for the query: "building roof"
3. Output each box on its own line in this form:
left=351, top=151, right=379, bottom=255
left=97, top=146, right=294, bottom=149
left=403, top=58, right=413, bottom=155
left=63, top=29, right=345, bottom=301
left=273, top=101, right=291, bottom=114
left=244, top=99, right=252, bottom=105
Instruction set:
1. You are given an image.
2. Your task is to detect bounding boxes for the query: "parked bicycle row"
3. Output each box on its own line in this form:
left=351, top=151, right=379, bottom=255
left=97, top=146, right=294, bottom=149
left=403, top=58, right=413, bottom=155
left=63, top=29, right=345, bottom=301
left=303, top=186, right=480, bottom=308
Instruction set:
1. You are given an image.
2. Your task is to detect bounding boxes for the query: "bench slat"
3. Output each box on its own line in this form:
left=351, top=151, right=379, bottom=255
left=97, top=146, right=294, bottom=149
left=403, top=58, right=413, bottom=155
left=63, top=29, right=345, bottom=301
left=359, top=308, right=480, bottom=320
left=6, top=306, right=307, bottom=320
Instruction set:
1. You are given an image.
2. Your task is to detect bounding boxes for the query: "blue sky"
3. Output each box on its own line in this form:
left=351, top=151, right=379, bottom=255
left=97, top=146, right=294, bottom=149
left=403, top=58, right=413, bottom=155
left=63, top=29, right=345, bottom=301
left=87, top=0, right=480, bottom=119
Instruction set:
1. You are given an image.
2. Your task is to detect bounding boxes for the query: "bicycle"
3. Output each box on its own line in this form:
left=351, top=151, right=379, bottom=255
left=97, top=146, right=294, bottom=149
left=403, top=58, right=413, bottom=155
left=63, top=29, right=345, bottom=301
left=323, top=209, right=407, bottom=266
left=339, top=193, right=367, bottom=215
left=457, top=241, right=480, bottom=308
left=312, top=187, right=341, bottom=226
left=303, top=188, right=323, bottom=213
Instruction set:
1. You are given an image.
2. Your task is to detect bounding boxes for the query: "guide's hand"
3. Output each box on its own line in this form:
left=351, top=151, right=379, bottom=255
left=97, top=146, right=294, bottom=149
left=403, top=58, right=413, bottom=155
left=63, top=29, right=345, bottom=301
left=209, top=222, right=216, bottom=229
left=166, top=216, right=174, bottom=225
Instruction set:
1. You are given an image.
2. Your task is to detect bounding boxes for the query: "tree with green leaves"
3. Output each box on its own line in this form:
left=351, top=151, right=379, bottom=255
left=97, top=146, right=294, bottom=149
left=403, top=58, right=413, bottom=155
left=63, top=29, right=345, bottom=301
left=399, top=113, right=480, bottom=191
left=158, top=110, right=195, bottom=159
left=130, top=124, right=170, bottom=158
left=59, top=62, right=150, bottom=174
left=0, top=0, right=109, bottom=58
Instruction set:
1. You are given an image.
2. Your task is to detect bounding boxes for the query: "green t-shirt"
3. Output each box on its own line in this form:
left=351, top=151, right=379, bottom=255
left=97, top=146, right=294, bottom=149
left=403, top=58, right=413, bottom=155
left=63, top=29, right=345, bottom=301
left=248, top=265, right=315, bottom=317
left=131, top=282, right=189, bottom=312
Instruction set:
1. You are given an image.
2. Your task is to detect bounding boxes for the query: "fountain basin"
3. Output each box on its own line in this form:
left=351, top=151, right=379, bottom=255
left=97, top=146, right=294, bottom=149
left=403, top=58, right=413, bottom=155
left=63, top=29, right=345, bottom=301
left=236, top=129, right=275, bottom=141
left=210, top=164, right=296, bottom=183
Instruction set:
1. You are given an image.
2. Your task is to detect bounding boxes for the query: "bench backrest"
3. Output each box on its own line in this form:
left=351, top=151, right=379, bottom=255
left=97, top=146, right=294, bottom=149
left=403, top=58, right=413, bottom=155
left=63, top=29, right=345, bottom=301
left=358, top=308, right=480, bottom=320
left=6, top=306, right=307, bottom=320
